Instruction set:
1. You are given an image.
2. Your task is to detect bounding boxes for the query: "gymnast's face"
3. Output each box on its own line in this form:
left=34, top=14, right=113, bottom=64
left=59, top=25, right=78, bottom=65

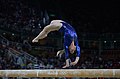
left=69, top=44, right=76, bottom=54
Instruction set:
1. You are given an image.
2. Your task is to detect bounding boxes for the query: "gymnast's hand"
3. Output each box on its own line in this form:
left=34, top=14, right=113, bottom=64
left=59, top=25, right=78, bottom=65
left=62, top=65, right=70, bottom=68
left=32, top=38, right=39, bottom=43
left=70, top=61, right=77, bottom=66
left=62, top=59, right=70, bottom=68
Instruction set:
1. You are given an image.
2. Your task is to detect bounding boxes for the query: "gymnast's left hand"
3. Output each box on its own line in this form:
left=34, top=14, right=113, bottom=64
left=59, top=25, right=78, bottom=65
left=70, top=61, right=77, bottom=66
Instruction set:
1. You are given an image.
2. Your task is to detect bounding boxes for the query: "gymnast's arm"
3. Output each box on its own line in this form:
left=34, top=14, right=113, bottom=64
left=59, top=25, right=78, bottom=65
left=70, top=45, right=80, bottom=66
left=75, top=46, right=80, bottom=63
left=62, top=46, right=70, bottom=68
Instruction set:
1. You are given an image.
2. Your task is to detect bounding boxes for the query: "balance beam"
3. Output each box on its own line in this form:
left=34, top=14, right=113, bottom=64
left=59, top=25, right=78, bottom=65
left=0, top=69, right=120, bottom=78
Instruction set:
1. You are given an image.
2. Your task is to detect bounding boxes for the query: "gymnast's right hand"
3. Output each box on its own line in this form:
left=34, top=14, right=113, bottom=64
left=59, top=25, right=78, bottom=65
left=62, top=65, right=70, bottom=68
left=32, top=38, right=39, bottom=43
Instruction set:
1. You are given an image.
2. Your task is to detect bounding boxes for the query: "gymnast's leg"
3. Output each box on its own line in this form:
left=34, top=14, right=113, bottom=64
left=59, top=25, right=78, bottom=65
left=32, top=20, right=62, bottom=42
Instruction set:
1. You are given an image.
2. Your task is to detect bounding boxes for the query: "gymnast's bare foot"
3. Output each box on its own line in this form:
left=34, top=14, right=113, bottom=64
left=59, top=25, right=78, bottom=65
left=32, top=38, right=39, bottom=43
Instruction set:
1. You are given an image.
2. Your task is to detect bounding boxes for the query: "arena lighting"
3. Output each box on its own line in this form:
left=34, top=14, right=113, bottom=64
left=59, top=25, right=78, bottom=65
left=0, top=69, right=120, bottom=78
left=12, top=33, right=14, bottom=36
left=3, top=33, right=6, bottom=35
left=104, top=41, right=107, bottom=43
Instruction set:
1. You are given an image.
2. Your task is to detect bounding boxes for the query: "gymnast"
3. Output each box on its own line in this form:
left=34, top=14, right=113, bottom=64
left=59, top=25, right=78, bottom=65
left=32, top=20, right=80, bottom=68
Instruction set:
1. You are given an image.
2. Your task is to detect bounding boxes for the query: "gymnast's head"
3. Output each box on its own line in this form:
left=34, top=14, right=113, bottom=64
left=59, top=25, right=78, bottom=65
left=69, top=42, right=76, bottom=54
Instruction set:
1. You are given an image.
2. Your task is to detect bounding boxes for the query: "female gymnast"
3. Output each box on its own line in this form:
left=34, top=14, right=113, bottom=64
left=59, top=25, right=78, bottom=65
left=32, top=20, right=80, bottom=68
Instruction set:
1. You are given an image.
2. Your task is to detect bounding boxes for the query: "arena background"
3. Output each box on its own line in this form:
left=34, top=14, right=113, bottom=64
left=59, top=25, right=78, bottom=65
left=0, top=0, right=120, bottom=79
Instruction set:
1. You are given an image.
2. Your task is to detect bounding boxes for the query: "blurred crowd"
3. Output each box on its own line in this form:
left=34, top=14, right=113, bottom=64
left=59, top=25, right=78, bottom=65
left=0, top=40, right=120, bottom=70
left=0, top=0, right=120, bottom=70
left=0, top=0, right=51, bottom=45
left=0, top=0, right=47, bottom=32
left=0, top=0, right=120, bottom=79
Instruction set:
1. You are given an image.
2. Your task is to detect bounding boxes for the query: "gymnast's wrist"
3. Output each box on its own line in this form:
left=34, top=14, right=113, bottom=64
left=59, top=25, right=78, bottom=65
left=66, top=59, right=70, bottom=66
left=75, top=57, right=79, bottom=63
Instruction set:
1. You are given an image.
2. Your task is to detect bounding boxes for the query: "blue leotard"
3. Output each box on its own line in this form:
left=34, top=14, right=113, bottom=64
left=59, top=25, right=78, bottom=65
left=58, top=21, right=80, bottom=59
